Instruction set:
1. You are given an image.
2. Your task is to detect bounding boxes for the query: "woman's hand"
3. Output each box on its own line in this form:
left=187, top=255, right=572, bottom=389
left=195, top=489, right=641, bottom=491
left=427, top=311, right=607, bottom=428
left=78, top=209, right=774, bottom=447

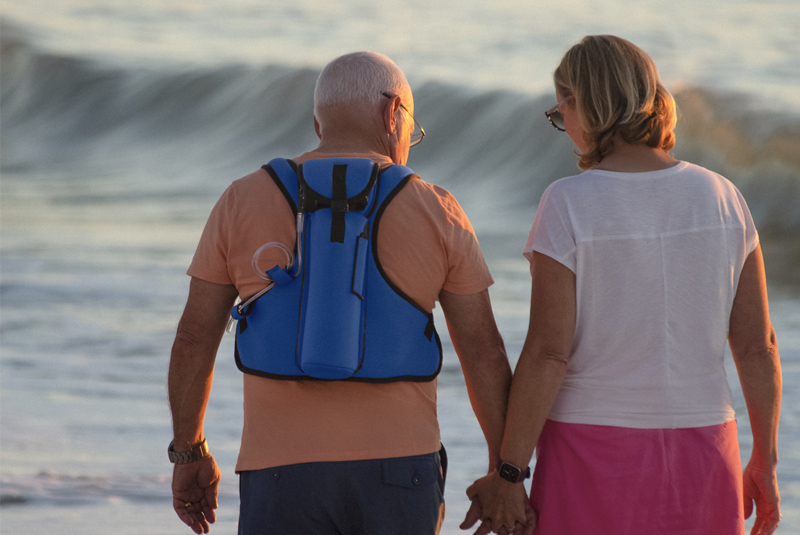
left=460, top=472, right=536, bottom=535
left=743, top=460, right=780, bottom=535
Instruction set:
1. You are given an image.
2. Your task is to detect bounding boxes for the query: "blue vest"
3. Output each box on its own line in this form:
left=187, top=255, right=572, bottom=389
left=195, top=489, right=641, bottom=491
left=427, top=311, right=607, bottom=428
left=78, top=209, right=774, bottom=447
left=231, top=158, right=443, bottom=382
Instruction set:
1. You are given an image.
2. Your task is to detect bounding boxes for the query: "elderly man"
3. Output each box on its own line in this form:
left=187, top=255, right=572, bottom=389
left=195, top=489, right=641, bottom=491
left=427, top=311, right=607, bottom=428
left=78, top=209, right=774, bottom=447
left=167, top=51, right=512, bottom=535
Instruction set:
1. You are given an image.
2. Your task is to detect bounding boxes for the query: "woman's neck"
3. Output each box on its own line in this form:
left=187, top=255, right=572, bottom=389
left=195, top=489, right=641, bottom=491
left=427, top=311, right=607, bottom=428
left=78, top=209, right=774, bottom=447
left=593, top=141, right=679, bottom=173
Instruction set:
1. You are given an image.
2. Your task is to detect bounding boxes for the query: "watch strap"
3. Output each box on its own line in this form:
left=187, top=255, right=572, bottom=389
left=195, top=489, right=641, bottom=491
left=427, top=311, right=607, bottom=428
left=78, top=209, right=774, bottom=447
left=168, top=438, right=209, bottom=464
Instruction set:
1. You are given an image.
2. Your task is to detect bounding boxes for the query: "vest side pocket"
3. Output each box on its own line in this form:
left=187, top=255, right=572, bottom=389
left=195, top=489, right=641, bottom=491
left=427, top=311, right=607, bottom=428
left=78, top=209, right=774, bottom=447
left=351, top=221, right=369, bottom=300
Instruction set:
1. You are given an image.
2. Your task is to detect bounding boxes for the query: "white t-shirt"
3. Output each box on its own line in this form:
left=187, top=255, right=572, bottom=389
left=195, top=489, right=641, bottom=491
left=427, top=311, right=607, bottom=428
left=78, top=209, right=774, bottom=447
left=524, top=161, right=758, bottom=429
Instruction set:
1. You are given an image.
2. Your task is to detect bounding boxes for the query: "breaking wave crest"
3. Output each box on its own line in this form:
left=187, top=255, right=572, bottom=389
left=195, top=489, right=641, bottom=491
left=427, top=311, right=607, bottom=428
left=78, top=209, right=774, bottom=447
left=3, top=26, right=798, bottom=282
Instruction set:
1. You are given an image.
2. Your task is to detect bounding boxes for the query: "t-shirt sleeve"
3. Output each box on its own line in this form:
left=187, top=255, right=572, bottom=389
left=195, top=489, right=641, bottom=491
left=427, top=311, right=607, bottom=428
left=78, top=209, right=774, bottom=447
left=523, top=182, right=577, bottom=272
left=375, top=180, right=493, bottom=310
left=187, top=185, right=235, bottom=285
left=734, top=185, right=759, bottom=255
left=439, top=189, right=494, bottom=295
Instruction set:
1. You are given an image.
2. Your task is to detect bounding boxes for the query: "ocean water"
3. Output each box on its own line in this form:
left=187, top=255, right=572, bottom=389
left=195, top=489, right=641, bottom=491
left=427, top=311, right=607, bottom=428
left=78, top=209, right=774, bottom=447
left=1, top=1, right=799, bottom=534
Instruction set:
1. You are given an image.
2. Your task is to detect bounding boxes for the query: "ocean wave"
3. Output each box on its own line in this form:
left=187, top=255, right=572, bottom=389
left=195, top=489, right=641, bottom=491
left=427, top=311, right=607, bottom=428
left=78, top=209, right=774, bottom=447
left=2, top=26, right=798, bottom=281
left=0, top=25, right=320, bottom=171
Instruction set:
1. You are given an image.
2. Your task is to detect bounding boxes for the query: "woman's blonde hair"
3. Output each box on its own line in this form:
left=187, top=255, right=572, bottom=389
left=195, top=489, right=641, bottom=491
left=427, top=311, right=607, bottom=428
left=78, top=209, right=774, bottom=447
left=554, top=35, right=677, bottom=170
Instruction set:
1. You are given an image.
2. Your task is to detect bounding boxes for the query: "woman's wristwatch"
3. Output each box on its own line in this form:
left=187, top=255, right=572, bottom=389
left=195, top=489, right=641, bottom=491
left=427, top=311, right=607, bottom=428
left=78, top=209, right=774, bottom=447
left=496, top=460, right=531, bottom=483
left=168, top=438, right=210, bottom=464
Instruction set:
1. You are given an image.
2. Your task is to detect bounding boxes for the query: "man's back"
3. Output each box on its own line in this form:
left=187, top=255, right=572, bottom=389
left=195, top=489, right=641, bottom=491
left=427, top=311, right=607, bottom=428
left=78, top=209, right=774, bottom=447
left=188, top=151, right=493, bottom=471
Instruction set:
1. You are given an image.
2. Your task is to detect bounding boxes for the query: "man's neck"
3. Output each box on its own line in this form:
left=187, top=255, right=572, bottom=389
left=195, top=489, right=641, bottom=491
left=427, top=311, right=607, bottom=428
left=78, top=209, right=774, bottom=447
left=294, top=149, right=394, bottom=166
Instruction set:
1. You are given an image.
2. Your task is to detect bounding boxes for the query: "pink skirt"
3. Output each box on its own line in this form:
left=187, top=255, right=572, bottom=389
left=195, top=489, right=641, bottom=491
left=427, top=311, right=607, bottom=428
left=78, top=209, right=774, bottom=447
left=530, top=419, right=744, bottom=535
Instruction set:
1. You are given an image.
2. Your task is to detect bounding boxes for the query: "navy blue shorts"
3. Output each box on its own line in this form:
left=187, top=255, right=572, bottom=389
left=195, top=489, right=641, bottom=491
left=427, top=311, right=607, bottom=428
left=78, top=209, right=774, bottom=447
left=238, top=447, right=447, bottom=535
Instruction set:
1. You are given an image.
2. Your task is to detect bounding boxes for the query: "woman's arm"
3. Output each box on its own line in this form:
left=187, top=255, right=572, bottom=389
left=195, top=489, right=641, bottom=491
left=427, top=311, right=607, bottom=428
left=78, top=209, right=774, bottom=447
left=462, top=252, right=576, bottom=535
left=728, top=244, right=782, bottom=535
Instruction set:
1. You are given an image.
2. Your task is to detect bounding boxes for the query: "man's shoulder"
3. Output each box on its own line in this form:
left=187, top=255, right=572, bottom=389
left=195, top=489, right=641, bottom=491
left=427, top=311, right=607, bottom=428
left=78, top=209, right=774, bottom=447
left=227, top=167, right=280, bottom=194
left=213, top=167, right=289, bottom=216
left=387, top=176, right=478, bottom=235
left=399, top=173, right=453, bottom=200
left=398, top=177, right=464, bottom=211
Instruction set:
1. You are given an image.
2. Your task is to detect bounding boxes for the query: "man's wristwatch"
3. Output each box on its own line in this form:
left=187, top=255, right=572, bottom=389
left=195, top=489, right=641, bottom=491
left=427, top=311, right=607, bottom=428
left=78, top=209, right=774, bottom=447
left=496, top=460, right=531, bottom=483
left=168, top=438, right=210, bottom=464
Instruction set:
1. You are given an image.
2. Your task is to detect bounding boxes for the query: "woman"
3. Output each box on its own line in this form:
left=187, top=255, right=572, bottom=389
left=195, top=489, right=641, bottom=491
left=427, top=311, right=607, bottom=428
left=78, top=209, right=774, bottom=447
left=462, top=35, right=782, bottom=535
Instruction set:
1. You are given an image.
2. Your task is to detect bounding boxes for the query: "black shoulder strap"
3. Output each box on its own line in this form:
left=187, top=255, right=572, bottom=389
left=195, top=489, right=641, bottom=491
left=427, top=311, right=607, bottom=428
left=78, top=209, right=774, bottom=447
left=262, top=158, right=299, bottom=215
left=296, top=159, right=380, bottom=243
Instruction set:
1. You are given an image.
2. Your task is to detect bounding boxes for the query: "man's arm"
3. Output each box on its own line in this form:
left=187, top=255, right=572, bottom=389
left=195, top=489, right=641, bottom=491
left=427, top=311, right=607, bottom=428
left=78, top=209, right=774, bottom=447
left=439, top=289, right=534, bottom=535
left=438, top=289, right=512, bottom=467
left=168, top=277, right=239, bottom=534
left=728, top=244, right=782, bottom=535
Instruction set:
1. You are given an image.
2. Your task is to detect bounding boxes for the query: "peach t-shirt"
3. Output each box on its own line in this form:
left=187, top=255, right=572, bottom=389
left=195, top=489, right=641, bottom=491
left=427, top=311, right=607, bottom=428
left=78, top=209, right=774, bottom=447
left=188, top=152, right=493, bottom=471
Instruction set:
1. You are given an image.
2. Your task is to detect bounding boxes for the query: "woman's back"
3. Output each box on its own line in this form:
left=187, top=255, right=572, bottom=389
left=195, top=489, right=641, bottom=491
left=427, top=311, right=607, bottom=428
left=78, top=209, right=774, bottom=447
left=525, top=160, right=759, bottom=428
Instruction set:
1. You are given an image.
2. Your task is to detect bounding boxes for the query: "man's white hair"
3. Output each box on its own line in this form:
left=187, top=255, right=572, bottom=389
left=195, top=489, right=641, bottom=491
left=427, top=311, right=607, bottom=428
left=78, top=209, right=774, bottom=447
left=314, top=51, right=411, bottom=115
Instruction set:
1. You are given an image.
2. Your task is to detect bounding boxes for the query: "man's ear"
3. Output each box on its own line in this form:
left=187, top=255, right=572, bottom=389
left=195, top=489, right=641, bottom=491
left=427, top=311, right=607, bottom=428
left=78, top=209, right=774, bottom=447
left=383, top=96, right=399, bottom=135
left=313, top=116, right=322, bottom=140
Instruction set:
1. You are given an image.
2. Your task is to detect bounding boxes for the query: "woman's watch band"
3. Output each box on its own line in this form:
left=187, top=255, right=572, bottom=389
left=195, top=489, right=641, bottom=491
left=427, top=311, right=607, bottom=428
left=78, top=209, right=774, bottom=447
left=168, top=438, right=209, bottom=464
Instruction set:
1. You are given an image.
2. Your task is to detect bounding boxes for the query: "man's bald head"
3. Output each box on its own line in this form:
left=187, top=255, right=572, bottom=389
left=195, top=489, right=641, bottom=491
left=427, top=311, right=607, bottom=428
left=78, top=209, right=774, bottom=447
left=314, top=51, right=413, bottom=118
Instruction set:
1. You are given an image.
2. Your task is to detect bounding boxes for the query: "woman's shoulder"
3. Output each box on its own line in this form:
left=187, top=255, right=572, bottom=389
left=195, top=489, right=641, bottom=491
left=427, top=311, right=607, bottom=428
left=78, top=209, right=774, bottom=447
left=542, top=170, right=602, bottom=199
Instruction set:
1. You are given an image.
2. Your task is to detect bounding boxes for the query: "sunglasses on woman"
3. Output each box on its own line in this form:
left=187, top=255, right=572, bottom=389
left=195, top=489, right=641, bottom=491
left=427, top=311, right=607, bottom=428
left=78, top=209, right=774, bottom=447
left=545, top=96, right=571, bottom=132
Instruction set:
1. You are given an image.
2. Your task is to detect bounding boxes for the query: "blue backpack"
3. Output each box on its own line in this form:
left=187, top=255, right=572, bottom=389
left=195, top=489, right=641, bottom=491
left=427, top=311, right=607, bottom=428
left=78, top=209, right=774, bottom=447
left=231, top=158, right=442, bottom=382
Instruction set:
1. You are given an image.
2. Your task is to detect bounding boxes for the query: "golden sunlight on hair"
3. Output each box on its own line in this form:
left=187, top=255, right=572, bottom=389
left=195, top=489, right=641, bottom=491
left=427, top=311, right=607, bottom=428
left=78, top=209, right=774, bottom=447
left=554, top=35, right=677, bottom=170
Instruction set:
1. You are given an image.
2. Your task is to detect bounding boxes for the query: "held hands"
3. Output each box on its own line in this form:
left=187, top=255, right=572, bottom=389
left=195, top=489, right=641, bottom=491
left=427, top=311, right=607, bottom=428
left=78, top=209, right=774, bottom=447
left=743, top=460, right=781, bottom=535
left=172, top=455, right=221, bottom=534
left=460, top=472, right=536, bottom=535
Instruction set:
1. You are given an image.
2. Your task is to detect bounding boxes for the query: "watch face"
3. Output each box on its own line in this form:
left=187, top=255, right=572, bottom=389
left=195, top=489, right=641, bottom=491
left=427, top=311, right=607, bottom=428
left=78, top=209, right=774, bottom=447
left=499, top=463, right=521, bottom=482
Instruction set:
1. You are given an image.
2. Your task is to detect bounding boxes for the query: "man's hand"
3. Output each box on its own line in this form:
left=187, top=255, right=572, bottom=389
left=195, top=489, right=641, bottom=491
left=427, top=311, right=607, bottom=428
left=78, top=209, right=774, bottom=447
left=743, top=460, right=780, bottom=535
left=459, top=473, right=536, bottom=535
left=172, top=455, right=221, bottom=534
